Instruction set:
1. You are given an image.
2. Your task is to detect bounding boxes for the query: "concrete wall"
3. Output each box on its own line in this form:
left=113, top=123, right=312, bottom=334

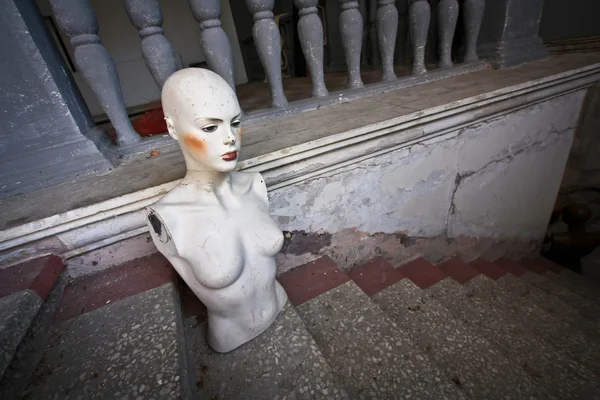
left=36, top=0, right=247, bottom=116
left=0, top=0, right=112, bottom=199
left=558, top=81, right=600, bottom=211
left=269, top=90, right=584, bottom=242
left=540, top=0, right=600, bottom=41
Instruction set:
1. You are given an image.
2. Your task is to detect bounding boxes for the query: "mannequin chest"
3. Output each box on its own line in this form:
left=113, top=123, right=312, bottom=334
left=165, top=195, right=284, bottom=290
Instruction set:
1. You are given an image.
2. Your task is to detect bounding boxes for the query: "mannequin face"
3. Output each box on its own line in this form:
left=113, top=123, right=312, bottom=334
left=167, top=105, right=242, bottom=173
left=162, top=69, right=243, bottom=172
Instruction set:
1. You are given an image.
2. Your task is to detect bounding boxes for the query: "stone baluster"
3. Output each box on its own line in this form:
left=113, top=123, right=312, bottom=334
left=293, top=0, right=328, bottom=97
left=408, top=0, right=430, bottom=75
left=338, top=0, right=364, bottom=89
left=188, top=0, right=235, bottom=90
left=377, top=0, right=398, bottom=81
left=48, top=0, right=140, bottom=145
left=246, top=0, right=288, bottom=107
left=464, top=0, right=485, bottom=63
left=125, top=0, right=178, bottom=89
left=437, top=0, right=458, bottom=68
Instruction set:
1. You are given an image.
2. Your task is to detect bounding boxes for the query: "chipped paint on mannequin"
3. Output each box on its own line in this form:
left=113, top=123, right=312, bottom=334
left=146, top=68, right=287, bottom=353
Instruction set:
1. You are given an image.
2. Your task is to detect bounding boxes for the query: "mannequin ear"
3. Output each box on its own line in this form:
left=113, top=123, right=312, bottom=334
left=165, top=116, right=178, bottom=141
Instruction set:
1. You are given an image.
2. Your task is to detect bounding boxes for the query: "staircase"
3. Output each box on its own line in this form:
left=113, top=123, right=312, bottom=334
left=1, top=253, right=599, bottom=399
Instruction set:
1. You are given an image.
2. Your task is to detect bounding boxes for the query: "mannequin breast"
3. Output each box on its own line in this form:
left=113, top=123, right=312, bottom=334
left=150, top=172, right=284, bottom=292
left=173, top=204, right=284, bottom=290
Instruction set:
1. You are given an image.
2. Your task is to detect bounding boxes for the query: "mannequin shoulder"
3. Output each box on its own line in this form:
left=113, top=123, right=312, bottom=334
left=232, top=171, right=267, bottom=200
left=145, top=206, right=178, bottom=256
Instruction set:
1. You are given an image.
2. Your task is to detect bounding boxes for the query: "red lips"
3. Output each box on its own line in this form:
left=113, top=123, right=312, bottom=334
left=221, top=151, right=238, bottom=161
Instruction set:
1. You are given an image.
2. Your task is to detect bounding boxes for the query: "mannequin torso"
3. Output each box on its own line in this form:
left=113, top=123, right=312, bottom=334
left=148, top=171, right=287, bottom=353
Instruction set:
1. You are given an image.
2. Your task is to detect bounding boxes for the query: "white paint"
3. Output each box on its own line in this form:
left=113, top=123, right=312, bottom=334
left=449, top=91, right=585, bottom=239
left=36, top=0, right=248, bottom=116
left=148, top=69, right=286, bottom=353
left=313, top=181, right=343, bottom=210
left=0, top=63, right=598, bottom=269
left=270, top=136, right=458, bottom=235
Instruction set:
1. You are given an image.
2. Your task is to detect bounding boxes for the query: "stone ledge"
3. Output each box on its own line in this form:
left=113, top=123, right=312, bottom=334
left=1, top=53, right=600, bottom=268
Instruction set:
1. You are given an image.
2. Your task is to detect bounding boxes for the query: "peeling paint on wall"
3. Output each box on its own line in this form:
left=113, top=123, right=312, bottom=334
left=269, top=89, right=585, bottom=243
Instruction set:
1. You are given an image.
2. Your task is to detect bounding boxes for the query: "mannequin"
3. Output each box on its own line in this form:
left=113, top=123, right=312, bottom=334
left=146, top=68, right=288, bottom=353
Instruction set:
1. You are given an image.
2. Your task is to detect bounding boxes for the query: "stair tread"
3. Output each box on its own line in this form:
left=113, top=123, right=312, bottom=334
left=187, top=302, right=349, bottom=400
left=519, top=266, right=600, bottom=324
left=0, top=255, right=64, bottom=379
left=20, top=283, right=187, bottom=400
left=0, top=256, right=64, bottom=300
left=427, top=275, right=600, bottom=399
left=0, top=291, right=41, bottom=378
left=0, top=274, right=69, bottom=399
left=471, top=260, right=600, bottom=342
left=52, top=253, right=176, bottom=324
left=373, top=278, right=544, bottom=399
left=297, top=280, right=465, bottom=399
left=492, top=272, right=600, bottom=376
left=534, top=258, right=600, bottom=300
left=437, top=259, right=479, bottom=284
left=469, top=258, right=507, bottom=280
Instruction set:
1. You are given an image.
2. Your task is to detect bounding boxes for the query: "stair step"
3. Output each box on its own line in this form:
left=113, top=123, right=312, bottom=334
left=397, top=258, right=446, bottom=289
left=0, top=272, right=68, bottom=399
left=0, top=292, right=41, bottom=378
left=21, top=283, right=188, bottom=400
left=533, top=258, right=600, bottom=304
left=370, top=271, right=545, bottom=399
left=469, top=258, right=507, bottom=280
left=507, top=259, right=600, bottom=324
left=282, top=257, right=465, bottom=399
left=468, top=260, right=600, bottom=346
left=436, top=259, right=479, bottom=284
left=52, top=254, right=177, bottom=324
left=0, top=256, right=64, bottom=380
left=186, top=303, right=349, bottom=399
left=423, top=265, right=600, bottom=399
left=483, top=260, right=600, bottom=377
left=19, top=253, right=191, bottom=400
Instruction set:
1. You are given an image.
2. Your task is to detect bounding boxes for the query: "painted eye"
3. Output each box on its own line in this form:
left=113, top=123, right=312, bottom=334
left=231, top=120, right=241, bottom=129
left=202, top=124, right=218, bottom=133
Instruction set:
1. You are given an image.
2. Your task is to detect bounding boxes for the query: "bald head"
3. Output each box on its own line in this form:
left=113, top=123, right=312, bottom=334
left=161, top=68, right=240, bottom=137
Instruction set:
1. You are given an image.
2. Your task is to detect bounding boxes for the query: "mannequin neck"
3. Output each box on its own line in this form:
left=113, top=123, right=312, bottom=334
left=181, top=152, right=232, bottom=193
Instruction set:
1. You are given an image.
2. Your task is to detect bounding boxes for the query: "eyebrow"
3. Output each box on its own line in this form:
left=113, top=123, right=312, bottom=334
left=193, top=117, right=222, bottom=123
left=194, top=115, right=242, bottom=123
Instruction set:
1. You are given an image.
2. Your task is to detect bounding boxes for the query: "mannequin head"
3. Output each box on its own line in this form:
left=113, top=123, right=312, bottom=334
left=162, top=68, right=242, bottom=172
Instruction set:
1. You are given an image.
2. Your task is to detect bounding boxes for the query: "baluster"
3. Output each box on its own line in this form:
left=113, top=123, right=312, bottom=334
left=188, top=0, right=235, bottom=90
left=377, top=0, right=398, bottom=81
left=49, top=0, right=139, bottom=145
left=246, top=0, right=288, bottom=107
left=437, top=0, right=458, bottom=68
left=294, top=0, right=328, bottom=97
left=125, top=0, right=178, bottom=88
left=338, top=0, right=364, bottom=89
left=408, top=0, right=430, bottom=75
left=463, top=0, right=485, bottom=63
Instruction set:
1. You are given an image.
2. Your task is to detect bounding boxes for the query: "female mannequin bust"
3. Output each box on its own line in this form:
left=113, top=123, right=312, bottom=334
left=146, top=68, right=287, bottom=353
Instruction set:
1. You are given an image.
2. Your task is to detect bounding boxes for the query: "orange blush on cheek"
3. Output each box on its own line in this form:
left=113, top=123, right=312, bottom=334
left=183, top=134, right=205, bottom=153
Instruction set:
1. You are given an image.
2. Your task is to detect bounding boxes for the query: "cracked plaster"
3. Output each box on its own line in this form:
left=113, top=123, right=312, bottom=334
left=449, top=90, right=585, bottom=239
left=269, top=89, right=586, bottom=244
left=269, top=134, right=458, bottom=236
